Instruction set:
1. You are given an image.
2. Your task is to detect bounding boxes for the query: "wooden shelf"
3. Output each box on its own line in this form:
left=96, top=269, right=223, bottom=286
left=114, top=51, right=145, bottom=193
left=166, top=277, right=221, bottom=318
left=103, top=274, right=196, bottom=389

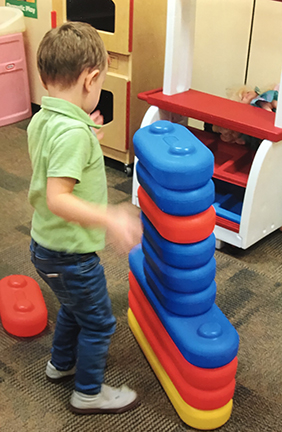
left=138, top=88, right=282, bottom=142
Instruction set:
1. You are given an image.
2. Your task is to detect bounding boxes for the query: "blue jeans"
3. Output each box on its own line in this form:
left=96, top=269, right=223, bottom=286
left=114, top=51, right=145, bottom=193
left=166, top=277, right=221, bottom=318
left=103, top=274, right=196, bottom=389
left=30, top=239, right=116, bottom=395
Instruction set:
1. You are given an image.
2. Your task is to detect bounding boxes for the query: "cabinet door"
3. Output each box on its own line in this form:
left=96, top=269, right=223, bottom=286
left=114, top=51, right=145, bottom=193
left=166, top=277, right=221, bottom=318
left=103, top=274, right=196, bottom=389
left=99, top=72, right=129, bottom=154
left=66, top=0, right=132, bottom=55
left=192, top=0, right=254, bottom=98
left=246, top=0, right=282, bottom=89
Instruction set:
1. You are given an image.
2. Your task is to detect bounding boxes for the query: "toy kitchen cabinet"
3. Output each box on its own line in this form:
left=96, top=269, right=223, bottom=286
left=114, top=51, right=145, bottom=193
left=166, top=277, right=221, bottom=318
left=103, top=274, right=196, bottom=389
left=67, top=0, right=167, bottom=171
left=4, top=0, right=167, bottom=171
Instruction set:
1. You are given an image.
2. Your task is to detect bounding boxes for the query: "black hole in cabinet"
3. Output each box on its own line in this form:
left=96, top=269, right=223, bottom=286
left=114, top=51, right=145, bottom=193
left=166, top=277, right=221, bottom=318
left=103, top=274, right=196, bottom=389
left=67, top=0, right=115, bottom=33
left=94, top=90, right=113, bottom=125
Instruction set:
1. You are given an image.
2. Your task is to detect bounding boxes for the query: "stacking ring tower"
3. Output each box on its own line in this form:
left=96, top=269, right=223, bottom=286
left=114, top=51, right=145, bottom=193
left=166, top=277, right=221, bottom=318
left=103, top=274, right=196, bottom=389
left=128, top=120, right=240, bottom=430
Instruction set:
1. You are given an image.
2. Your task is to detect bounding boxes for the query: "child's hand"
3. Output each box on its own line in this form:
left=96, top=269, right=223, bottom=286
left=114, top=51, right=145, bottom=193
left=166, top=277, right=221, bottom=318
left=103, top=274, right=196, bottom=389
left=90, top=110, right=104, bottom=125
left=106, top=203, right=143, bottom=254
left=90, top=110, right=104, bottom=141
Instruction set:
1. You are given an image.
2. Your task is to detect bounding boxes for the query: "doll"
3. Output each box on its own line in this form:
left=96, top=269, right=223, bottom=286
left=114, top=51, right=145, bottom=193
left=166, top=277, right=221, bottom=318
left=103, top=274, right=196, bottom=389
left=210, top=85, right=279, bottom=150
left=231, top=85, right=278, bottom=112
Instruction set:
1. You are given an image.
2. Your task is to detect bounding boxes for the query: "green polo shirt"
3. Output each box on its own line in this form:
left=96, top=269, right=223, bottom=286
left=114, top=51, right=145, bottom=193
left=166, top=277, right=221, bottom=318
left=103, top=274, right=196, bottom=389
left=28, top=96, right=107, bottom=253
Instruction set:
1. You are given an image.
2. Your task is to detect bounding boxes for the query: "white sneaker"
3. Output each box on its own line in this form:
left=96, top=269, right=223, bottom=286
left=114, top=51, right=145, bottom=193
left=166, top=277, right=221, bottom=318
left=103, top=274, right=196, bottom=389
left=70, top=384, right=139, bottom=414
left=46, top=360, right=76, bottom=383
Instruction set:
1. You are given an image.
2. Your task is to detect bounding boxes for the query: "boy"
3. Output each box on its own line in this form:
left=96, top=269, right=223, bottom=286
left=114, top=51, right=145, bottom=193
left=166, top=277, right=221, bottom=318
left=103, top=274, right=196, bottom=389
left=28, top=22, right=142, bottom=414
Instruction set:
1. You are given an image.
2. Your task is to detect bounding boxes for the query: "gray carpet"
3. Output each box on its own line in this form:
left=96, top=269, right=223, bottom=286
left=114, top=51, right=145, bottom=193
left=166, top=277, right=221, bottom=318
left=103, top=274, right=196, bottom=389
left=0, top=119, right=281, bottom=431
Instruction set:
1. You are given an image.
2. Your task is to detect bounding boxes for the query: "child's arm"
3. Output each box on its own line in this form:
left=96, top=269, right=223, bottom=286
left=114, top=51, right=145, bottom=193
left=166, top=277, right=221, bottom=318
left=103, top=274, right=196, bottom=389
left=47, top=177, right=142, bottom=253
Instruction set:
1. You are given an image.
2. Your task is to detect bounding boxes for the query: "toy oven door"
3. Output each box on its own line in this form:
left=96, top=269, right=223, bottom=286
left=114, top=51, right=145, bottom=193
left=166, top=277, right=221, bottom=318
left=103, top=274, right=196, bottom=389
left=66, top=0, right=133, bottom=54
left=96, top=71, right=130, bottom=159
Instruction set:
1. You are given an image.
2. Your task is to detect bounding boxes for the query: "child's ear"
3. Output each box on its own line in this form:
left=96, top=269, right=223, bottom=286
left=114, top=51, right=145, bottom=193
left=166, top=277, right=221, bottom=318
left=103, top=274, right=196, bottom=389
left=85, top=69, right=100, bottom=92
left=38, top=74, right=48, bottom=90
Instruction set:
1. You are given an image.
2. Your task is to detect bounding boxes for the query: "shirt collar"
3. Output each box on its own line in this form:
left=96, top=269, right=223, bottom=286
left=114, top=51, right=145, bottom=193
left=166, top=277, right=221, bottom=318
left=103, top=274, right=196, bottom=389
left=41, top=96, right=101, bottom=129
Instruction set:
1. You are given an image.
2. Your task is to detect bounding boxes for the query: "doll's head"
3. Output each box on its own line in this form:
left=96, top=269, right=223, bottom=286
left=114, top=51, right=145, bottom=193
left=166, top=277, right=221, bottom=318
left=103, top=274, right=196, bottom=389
left=226, top=85, right=259, bottom=104
left=239, top=88, right=259, bottom=104
left=226, top=84, right=278, bottom=105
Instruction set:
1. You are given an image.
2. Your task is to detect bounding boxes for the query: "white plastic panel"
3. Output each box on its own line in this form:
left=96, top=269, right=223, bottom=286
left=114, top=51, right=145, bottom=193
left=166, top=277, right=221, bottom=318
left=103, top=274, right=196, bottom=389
left=239, top=139, right=282, bottom=249
left=163, top=0, right=196, bottom=95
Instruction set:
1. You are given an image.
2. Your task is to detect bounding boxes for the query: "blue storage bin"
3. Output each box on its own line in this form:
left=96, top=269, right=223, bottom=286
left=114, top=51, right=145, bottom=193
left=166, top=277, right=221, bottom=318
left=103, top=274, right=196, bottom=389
left=142, top=213, right=216, bottom=269
left=129, top=245, right=239, bottom=368
left=143, top=238, right=216, bottom=293
left=213, top=179, right=244, bottom=224
left=136, top=161, right=215, bottom=216
left=133, top=121, right=214, bottom=191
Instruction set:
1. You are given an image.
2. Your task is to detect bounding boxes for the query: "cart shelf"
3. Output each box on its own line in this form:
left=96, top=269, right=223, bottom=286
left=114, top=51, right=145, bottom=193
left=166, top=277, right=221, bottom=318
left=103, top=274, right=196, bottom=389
left=138, top=88, right=282, bottom=142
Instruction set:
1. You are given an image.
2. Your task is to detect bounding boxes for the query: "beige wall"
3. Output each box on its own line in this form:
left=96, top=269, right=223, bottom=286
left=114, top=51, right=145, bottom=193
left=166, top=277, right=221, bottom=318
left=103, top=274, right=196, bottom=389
left=247, top=0, right=282, bottom=89
left=192, top=0, right=282, bottom=99
left=192, top=0, right=254, bottom=98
